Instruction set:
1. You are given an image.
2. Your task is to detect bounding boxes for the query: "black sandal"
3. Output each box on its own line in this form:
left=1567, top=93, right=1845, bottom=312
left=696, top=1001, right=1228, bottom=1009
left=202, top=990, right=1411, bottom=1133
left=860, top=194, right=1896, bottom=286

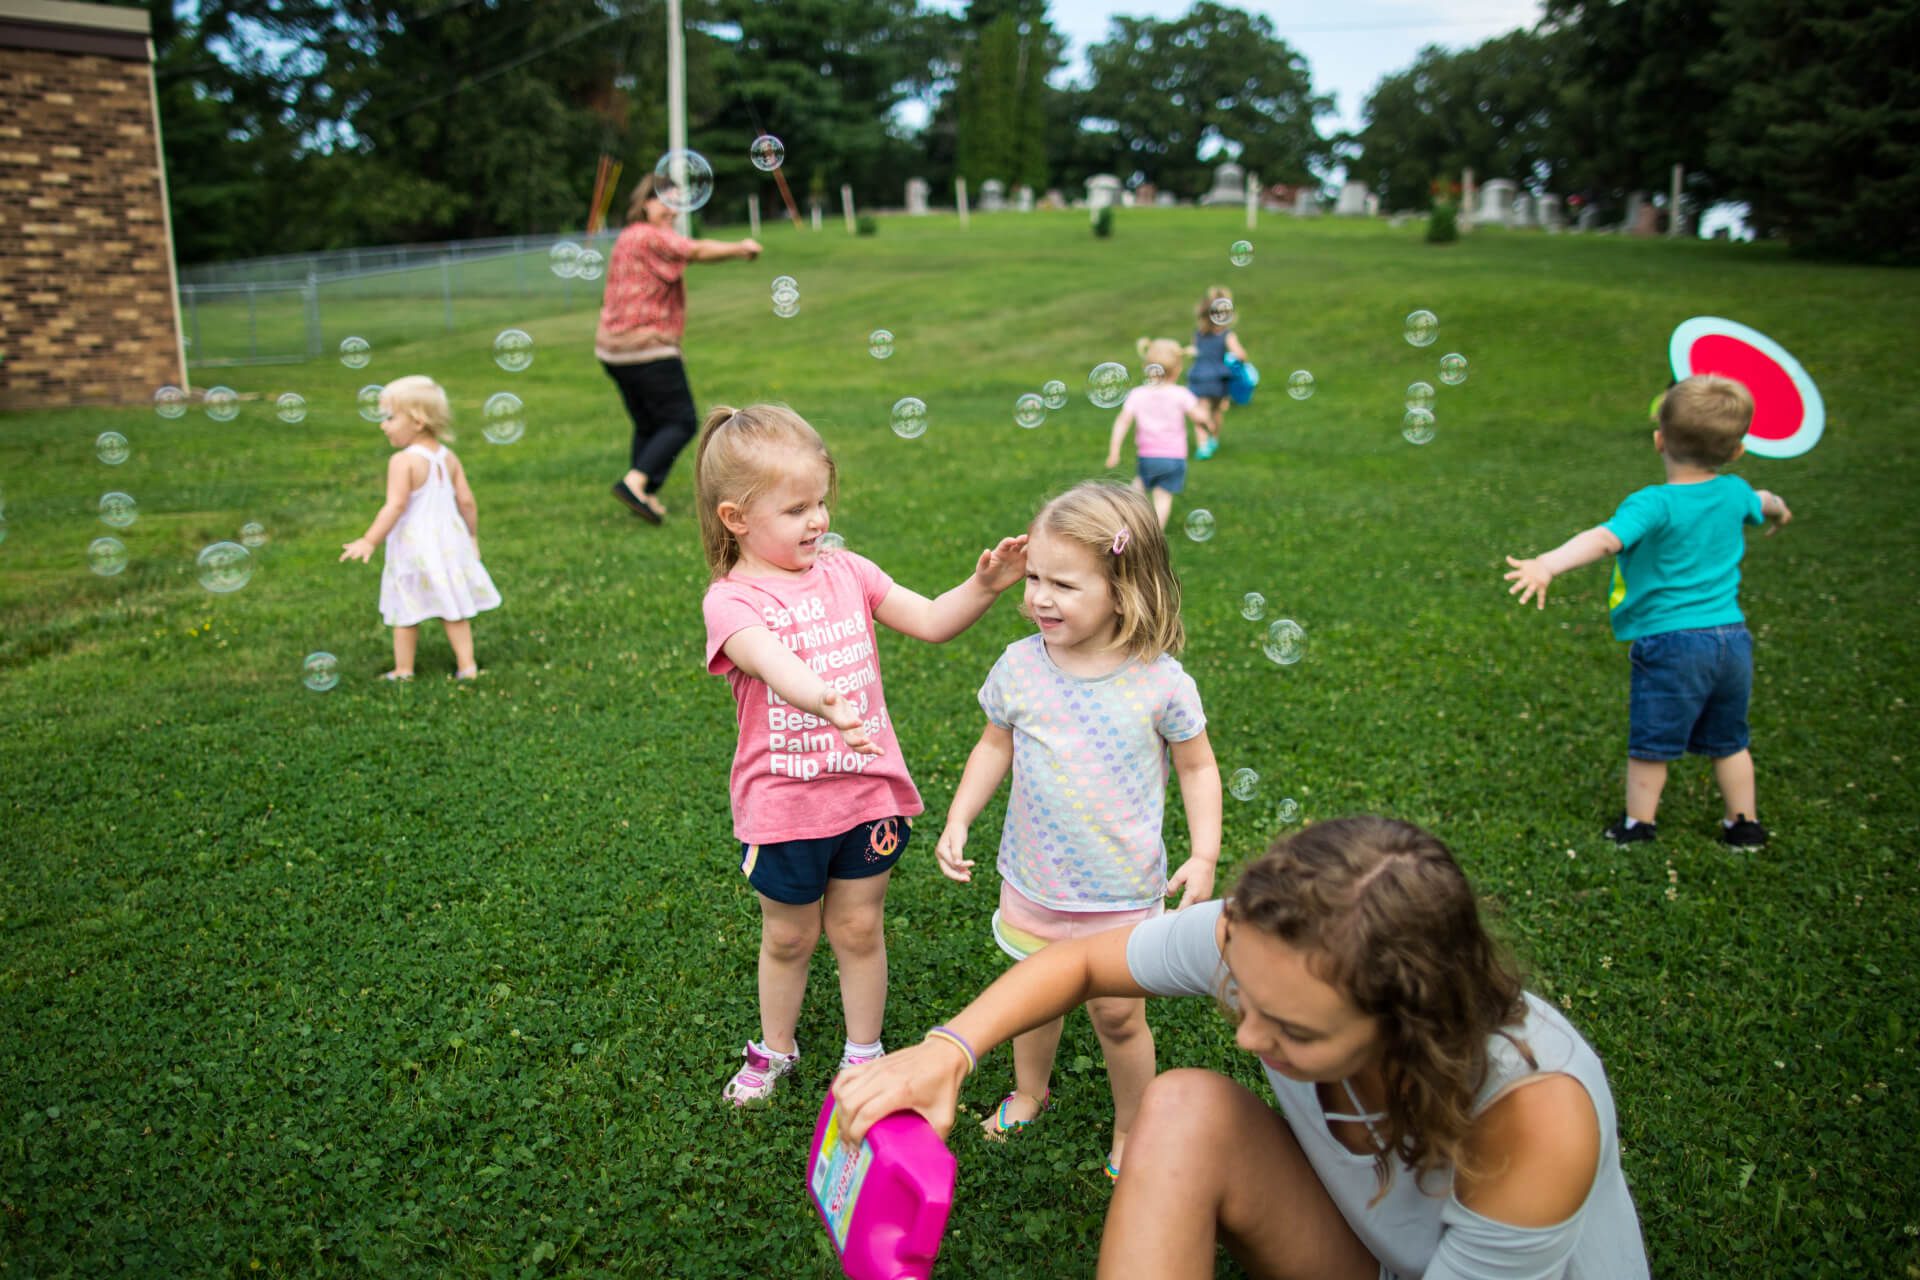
left=612, top=481, right=663, bottom=525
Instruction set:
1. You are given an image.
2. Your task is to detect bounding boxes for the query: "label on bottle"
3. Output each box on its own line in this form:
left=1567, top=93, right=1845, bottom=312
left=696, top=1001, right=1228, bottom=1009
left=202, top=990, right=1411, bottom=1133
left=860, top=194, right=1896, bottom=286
left=810, top=1103, right=874, bottom=1251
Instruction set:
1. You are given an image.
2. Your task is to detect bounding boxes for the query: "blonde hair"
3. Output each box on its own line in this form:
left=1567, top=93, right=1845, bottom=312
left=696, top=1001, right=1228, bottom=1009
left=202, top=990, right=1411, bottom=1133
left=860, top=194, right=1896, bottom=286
left=1196, top=285, right=1234, bottom=335
left=384, top=374, right=452, bottom=441
left=1658, top=374, right=1752, bottom=467
left=1222, top=817, right=1531, bottom=1202
left=1135, top=336, right=1185, bottom=381
left=626, top=172, right=661, bottom=223
left=694, top=403, right=838, bottom=579
left=1029, top=481, right=1184, bottom=660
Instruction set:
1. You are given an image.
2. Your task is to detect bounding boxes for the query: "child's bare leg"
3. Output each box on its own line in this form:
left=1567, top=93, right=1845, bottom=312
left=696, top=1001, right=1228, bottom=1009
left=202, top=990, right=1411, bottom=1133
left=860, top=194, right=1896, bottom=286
left=1151, top=486, right=1174, bottom=528
left=1089, top=994, right=1155, bottom=1169
left=756, top=894, right=823, bottom=1055
left=442, top=618, right=476, bottom=674
left=1712, top=749, right=1757, bottom=820
left=390, top=625, right=419, bottom=677
left=1626, top=757, right=1668, bottom=823
left=1212, top=399, right=1230, bottom=442
left=985, top=1015, right=1065, bottom=1133
left=822, top=871, right=890, bottom=1046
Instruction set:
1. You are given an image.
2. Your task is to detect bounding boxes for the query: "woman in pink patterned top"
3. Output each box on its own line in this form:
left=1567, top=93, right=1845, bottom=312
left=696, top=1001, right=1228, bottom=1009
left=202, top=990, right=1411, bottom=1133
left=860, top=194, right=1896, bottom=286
left=596, top=173, right=761, bottom=524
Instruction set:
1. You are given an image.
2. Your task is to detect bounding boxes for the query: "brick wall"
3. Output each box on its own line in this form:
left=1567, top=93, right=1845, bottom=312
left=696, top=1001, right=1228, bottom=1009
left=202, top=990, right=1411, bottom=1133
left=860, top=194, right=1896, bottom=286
left=0, top=44, right=183, bottom=411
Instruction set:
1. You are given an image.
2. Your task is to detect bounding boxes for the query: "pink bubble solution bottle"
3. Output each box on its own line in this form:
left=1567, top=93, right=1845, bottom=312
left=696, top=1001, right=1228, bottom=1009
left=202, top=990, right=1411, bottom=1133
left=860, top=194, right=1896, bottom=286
left=808, top=1092, right=957, bottom=1280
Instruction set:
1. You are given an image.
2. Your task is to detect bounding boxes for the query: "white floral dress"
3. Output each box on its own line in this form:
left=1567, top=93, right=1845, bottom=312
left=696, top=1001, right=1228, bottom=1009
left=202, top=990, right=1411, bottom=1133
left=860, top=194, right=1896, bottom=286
left=379, top=442, right=501, bottom=627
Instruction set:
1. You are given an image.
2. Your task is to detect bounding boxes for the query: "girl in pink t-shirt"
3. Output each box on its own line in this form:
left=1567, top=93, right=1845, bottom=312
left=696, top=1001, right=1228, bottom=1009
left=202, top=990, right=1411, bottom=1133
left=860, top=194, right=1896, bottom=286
left=695, top=402, right=1029, bottom=1106
left=1106, top=338, right=1213, bottom=529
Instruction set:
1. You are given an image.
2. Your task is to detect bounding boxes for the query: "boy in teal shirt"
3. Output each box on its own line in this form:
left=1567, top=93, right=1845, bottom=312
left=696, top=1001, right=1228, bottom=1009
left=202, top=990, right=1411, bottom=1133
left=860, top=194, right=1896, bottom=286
left=1504, top=376, right=1794, bottom=848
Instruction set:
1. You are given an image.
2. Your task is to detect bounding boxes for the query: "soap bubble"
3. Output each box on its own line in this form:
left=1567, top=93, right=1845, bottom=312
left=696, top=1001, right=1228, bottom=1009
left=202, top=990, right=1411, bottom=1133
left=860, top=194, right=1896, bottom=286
left=1229, top=768, right=1261, bottom=802
left=483, top=392, right=526, bottom=445
left=357, top=385, right=385, bottom=423
left=1241, top=592, right=1266, bottom=621
left=1404, top=309, right=1438, bottom=347
left=1406, top=381, right=1436, bottom=412
left=1087, top=362, right=1129, bottom=408
left=548, top=241, right=581, bottom=279
left=95, top=431, right=130, bottom=466
left=1401, top=408, right=1436, bottom=446
left=339, top=335, right=372, bottom=369
left=817, top=531, right=846, bottom=553
left=196, top=541, right=252, bottom=593
left=772, top=284, right=800, bottom=308
left=574, top=248, right=603, bottom=281
left=772, top=296, right=800, bottom=319
left=1209, top=297, right=1235, bottom=326
left=1014, top=394, right=1046, bottom=430
left=154, top=385, right=187, bottom=419
left=890, top=397, right=928, bottom=440
left=1439, top=352, right=1469, bottom=386
left=87, top=535, right=128, bottom=576
left=1041, top=380, right=1068, bottom=411
left=275, top=392, right=307, bottom=424
left=494, top=328, right=534, bottom=373
left=1144, top=362, right=1166, bottom=385
left=1184, top=509, right=1216, bottom=543
left=1286, top=371, right=1315, bottom=401
left=204, top=386, right=239, bottom=423
left=868, top=329, right=894, bottom=359
left=652, top=149, right=714, bottom=213
left=1263, top=618, right=1306, bottom=665
left=1230, top=240, right=1253, bottom=267
left=302, top=651, right=340, bottom=692
left=240, top=521, right=268, bottom=549
left=771, top=275, right=798, bottom=295
left=1276, top=797, right=1301, bottom=824
left=749, top=135, right=785, bottom=172
left=97, top=491, right=137, bottom=529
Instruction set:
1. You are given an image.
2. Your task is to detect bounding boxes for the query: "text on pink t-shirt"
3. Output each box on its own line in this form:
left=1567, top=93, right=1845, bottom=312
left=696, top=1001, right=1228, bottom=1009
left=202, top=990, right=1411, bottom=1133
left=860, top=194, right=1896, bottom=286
left=703, top=550, right=923, bottom=844
left=1122, top=384, right=1200, bottom=459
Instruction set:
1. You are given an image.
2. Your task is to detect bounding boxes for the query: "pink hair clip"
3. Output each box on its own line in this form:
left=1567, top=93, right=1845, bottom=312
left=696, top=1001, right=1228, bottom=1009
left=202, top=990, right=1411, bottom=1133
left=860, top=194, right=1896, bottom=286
left=1110, top=526, right=1131, bottom=555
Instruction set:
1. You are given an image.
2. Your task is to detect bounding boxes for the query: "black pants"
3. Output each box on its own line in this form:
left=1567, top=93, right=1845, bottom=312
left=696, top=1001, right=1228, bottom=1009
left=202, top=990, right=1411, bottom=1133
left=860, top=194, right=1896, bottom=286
left=603, top=357, right=697, bottom=494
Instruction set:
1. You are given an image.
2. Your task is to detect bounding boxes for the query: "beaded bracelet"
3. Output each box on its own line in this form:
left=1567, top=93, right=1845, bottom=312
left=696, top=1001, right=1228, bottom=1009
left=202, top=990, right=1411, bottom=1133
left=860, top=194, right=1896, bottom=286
left=924, top=1025, right=977, bottom=1074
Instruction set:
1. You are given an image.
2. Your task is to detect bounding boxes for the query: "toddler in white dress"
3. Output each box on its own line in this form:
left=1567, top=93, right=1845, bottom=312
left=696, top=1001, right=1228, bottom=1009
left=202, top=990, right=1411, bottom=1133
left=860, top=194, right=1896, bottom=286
left=340, top=375, right=500, bottom=679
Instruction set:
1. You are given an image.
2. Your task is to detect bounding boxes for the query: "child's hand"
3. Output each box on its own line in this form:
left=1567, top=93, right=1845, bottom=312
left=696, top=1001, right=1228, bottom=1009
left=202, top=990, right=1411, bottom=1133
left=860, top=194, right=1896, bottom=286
left=974, top=535, right=1029, bottom=593
left=1166, top=858, right=1216, bottom=910
left=1503, top=555, right=1554, bottom=609
left=1105, top=449, right=1122, bottom=469
left=934, top=825, right=974, bottom=882
left=339, top=538, right=375, bottom=563
left=820, top=688, right=882, bottom=756
left=1757, top=490, right=1793, bottom=536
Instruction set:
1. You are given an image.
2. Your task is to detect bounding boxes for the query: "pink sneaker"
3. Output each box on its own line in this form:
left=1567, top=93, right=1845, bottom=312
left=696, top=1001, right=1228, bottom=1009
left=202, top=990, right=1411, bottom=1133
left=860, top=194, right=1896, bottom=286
left=838, top=1043, right=886, bottom=1071
left=724, top=1040, right=798, bottom=1106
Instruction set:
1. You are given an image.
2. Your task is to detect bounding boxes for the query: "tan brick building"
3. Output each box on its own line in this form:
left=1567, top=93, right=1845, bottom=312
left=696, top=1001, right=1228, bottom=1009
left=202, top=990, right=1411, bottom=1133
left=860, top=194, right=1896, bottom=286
left=0, top=0, right=185, bottom=411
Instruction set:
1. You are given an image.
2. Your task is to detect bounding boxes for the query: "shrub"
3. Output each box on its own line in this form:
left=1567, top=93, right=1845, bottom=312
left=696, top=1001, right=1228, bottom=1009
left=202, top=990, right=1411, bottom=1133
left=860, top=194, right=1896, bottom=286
left=1427, top=201, right=1459, bottom=244
left=856, top=215, right=878, bottom=236
left=1092, top=205, right=1114, bottom=238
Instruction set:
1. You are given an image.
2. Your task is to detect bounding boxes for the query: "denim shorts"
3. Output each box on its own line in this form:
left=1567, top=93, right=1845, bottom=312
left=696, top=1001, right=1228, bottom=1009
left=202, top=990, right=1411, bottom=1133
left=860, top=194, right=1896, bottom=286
left=1627, top=624, right=1753, bottom=761
left=1137, top=456, right=1187, bottom=494
left=740, top=815, right=910, bottom=905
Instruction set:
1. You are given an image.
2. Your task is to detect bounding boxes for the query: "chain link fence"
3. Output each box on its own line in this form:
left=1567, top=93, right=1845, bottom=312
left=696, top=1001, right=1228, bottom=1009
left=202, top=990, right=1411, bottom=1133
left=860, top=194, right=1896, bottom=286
left=177, top=232, right=617, bottom=368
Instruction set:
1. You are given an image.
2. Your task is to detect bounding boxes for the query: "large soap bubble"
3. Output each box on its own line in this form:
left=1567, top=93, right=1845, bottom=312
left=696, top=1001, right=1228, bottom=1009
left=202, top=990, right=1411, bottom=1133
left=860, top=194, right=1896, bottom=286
left=652, top=149, right=714, bottom=213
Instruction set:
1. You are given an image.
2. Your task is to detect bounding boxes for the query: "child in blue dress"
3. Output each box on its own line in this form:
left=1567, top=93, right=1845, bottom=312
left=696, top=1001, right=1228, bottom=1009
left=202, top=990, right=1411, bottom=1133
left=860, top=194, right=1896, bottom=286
left=1188, top=285, right=1251, bottom=459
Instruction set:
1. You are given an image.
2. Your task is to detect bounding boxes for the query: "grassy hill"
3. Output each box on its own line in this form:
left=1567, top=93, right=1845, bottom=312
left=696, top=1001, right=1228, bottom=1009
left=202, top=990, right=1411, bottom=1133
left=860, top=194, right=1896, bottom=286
left=2, top=208, right=1915, bottom=1276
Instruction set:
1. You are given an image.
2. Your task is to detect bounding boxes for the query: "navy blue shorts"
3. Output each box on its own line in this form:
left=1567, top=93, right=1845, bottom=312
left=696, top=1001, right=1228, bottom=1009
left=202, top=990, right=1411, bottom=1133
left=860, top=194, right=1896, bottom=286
left=1189, top=376, right=1230, bottom=400
left=1627, top=624, right=1753, bottom=761
left=741, top=816, right=910, bottom=905
left=1137, top=457, right=1187, bottom=494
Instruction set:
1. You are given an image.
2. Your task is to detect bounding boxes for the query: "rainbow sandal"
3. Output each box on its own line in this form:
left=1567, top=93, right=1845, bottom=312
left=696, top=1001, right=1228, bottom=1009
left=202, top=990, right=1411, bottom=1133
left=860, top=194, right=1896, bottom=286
left=980, top=1089, right=1050, bottom=1140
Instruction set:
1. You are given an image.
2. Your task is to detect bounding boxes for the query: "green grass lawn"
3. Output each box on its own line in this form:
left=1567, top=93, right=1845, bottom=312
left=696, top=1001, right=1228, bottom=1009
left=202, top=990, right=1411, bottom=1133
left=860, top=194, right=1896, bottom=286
left=3, top=209, right=1917, bottom=1276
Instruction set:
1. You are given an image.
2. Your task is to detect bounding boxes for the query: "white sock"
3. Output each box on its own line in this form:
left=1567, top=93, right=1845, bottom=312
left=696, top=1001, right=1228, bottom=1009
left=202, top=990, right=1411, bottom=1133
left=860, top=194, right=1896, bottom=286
left=1623, top=816, right=1644, bottom=829
left=843, top=1038, right=883, bottom=1059
left=756, top=1039, right=798, bottom=1062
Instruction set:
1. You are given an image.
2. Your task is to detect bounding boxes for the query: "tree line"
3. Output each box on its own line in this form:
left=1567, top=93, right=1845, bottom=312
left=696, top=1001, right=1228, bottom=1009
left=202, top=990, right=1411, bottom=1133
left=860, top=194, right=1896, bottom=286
left=140, top=0, right=1914, bottom=265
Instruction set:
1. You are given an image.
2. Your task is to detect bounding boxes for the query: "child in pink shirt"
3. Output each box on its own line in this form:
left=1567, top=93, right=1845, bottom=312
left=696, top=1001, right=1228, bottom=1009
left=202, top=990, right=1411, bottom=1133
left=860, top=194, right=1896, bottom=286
left=1106, top=338, right=1213, bottom=528
left=697, top=402, right=1028, bottom=1105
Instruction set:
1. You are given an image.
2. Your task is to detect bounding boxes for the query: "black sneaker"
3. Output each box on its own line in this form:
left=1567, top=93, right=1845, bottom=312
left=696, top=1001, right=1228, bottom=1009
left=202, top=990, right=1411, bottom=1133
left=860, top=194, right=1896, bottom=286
left=1721, top=815, right=1769, bottom=850
left=1602, top=814, right=1657, bottom=844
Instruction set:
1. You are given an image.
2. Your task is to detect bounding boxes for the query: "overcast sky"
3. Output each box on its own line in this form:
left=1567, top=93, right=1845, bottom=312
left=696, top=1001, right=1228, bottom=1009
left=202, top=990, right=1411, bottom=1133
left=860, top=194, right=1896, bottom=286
left=924, top=0, right=1547, bottom=136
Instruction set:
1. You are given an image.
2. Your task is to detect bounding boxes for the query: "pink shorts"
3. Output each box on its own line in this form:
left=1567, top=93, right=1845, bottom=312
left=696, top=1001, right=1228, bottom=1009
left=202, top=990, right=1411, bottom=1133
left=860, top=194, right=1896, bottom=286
left=991, top=881, right=1163, bottom=961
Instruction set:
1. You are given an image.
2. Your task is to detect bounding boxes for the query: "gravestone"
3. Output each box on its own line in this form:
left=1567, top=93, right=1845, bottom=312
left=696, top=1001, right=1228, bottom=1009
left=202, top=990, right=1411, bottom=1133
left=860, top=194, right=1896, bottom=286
left=1366, top=192, right=1381, bottom=217
left=979, top=179, right=1006, bottom=212
left=1576, top=204, right=1601, bottom=231
left=1085, top=174, right=1122, bottom=210
left=1292, top=188, right=1322, bottom=217
left=1015, top=185, right=1033, bottom=212
left=1537, top=194, right=1564, bottom=231
left=1154, top=190, right=1178, bottom=207
left=1335, top=180, right=1370, bottom=216
left=1042, top=188, right=1066, bottom=210
left=905, top=178, right=929, bottom=216
left=1508, top=192, right=1533, bottom=228
left=1199, top=161, right=1245, bottom=206
left=1478, top=178, right=1516, bottom=224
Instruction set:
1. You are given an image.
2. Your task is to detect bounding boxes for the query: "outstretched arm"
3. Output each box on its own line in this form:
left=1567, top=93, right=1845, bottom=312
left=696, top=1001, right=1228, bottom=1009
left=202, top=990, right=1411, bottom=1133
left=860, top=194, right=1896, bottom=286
left=1503, top=525, right=1622, bottom=609
left=832, top=925, right=1150, bottom=1144
left=688, top=237, right=761, bottom=262
left=340, top=454, right=415, bottom=562
left=935, top=722, right=1014, bottom=883
left=873, top=535, right=1029, bottom=642
left=1756, top=489, right=1793, bottom=535
left=720, top=624, right=880, bottom=754
left=1164, top=731, right=1221, bottom=908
